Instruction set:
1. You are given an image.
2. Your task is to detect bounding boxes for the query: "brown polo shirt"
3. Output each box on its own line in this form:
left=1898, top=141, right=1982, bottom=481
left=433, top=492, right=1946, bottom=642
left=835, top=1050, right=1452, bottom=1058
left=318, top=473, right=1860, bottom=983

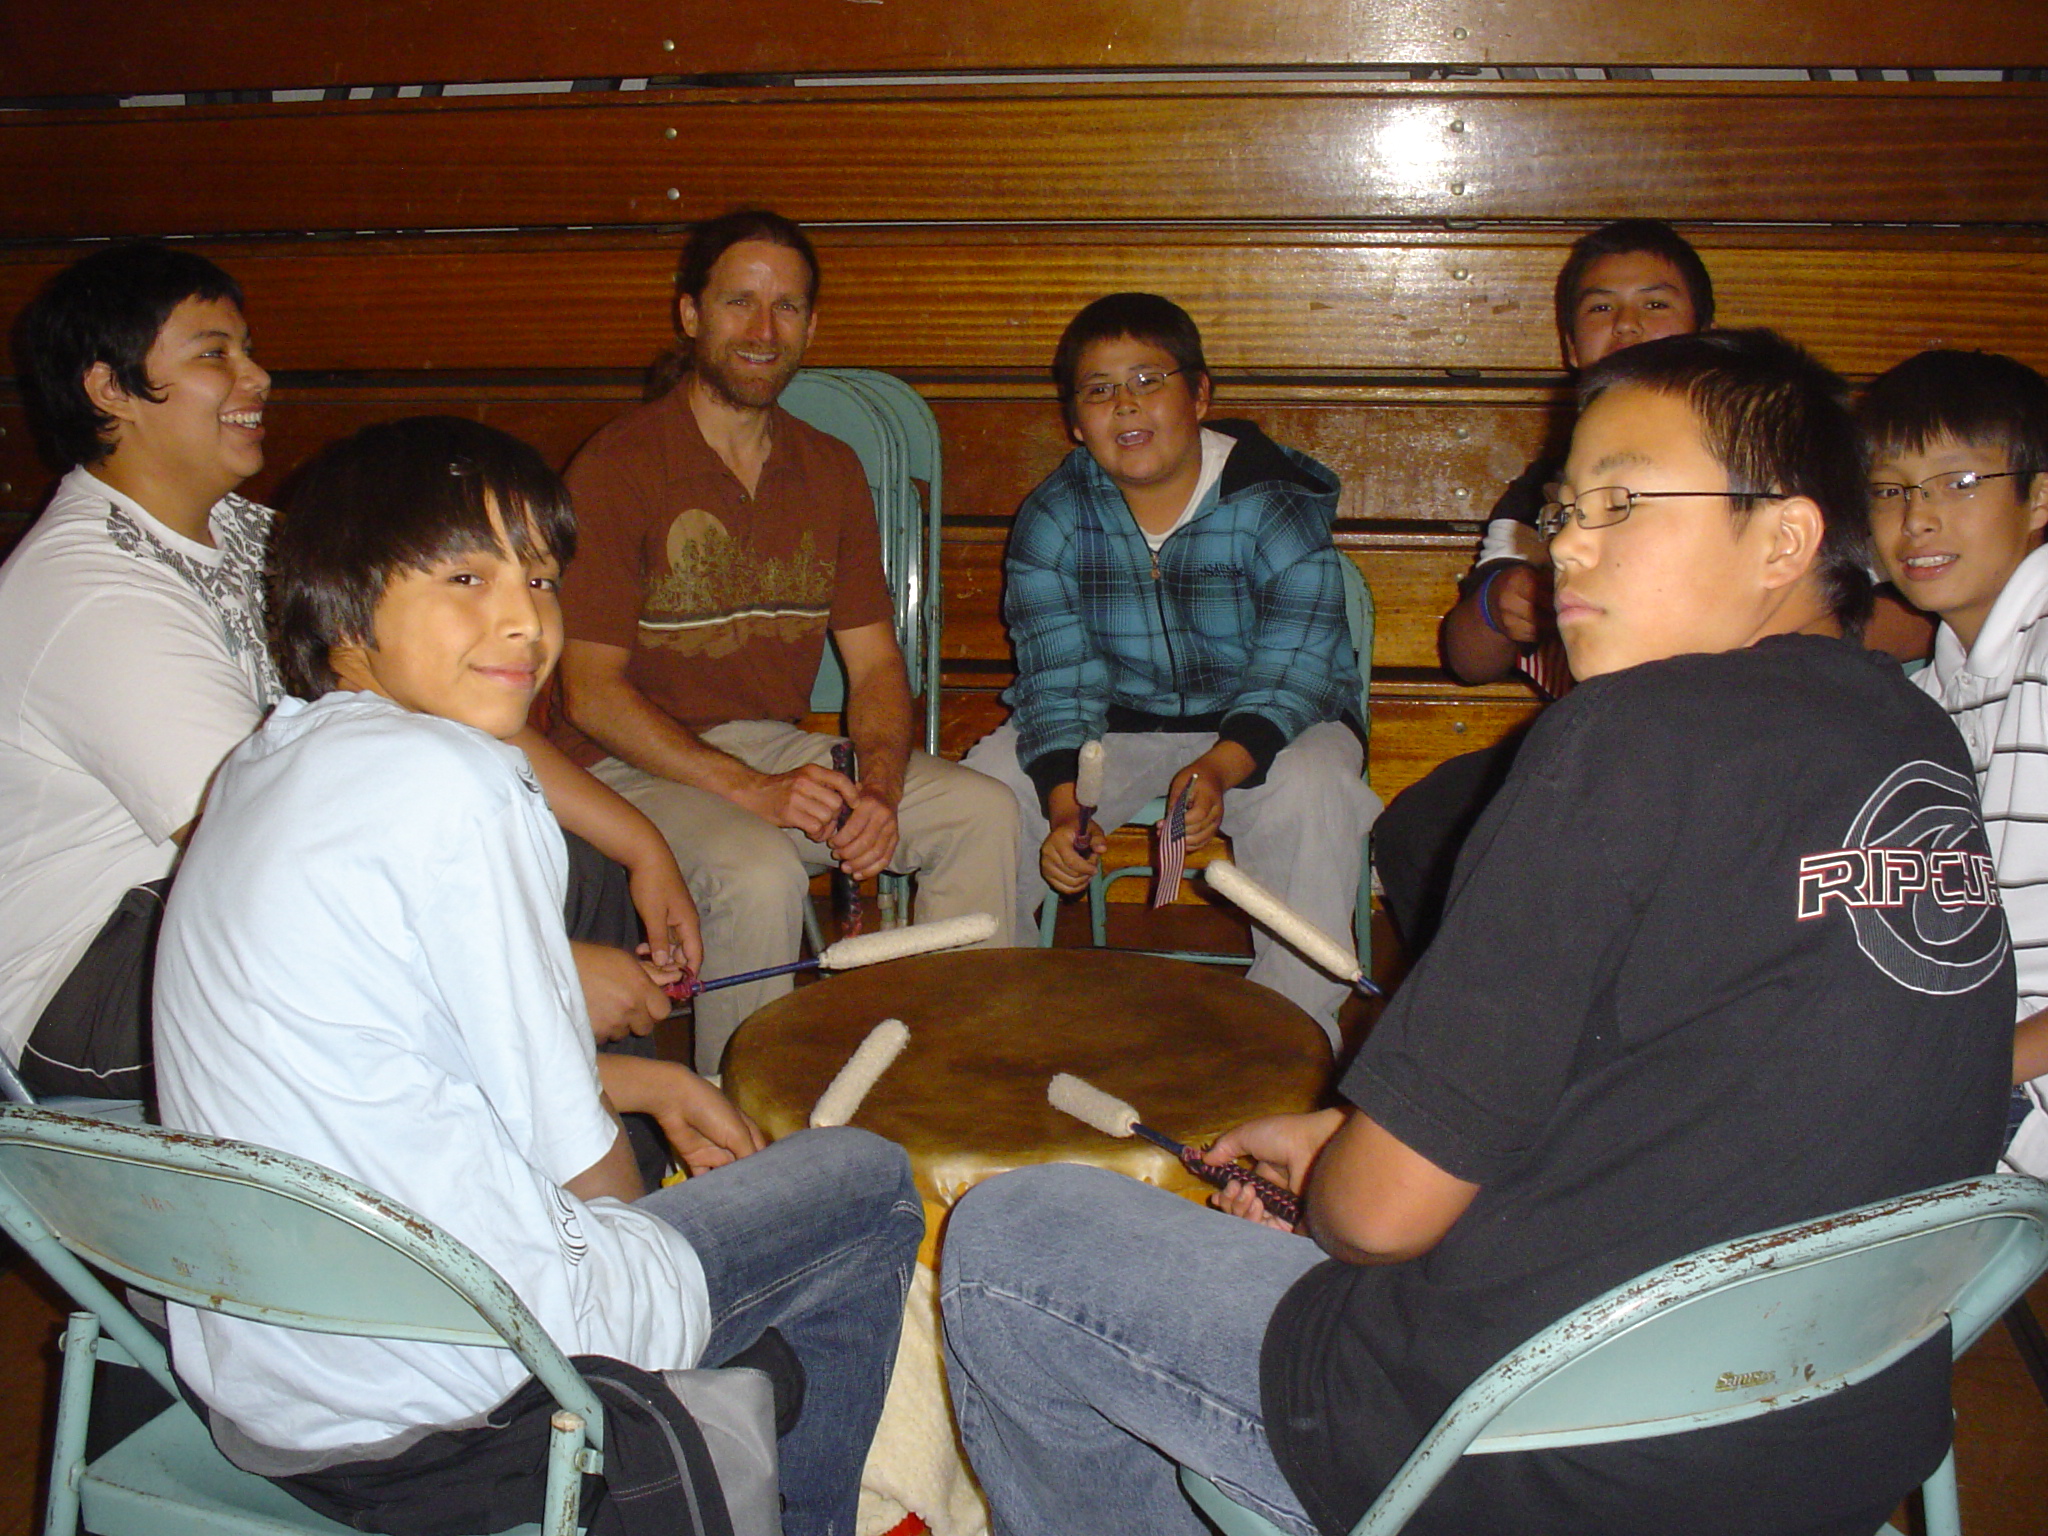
left=549, top=389, right=893, bottom=766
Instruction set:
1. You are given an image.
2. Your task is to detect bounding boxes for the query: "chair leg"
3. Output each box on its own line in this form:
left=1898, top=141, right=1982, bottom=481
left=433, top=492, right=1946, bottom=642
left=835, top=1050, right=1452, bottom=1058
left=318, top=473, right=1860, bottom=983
left=1037, top=892, right=1061, bottom=947
left=541, top=1409, right=589, bottom=1536
left=44, top=1312, right=99, bottom=1536
left=2004, top=1297, right=2048, bottom=1407
left=1916, top=1443, right=1961, bottom=1536
left=800, top=894, right=826, bottom=956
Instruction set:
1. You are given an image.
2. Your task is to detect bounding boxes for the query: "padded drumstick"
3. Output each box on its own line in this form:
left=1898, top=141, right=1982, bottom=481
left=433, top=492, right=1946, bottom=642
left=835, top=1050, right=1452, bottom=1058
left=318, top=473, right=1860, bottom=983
left=1072, top=740, right=1106, bottom=855
left=667, top=912, right=999, bottom=1002
left=1046, top=1072, right=1302, bottom=1226
left=1200, top=860, right=1384, bottom=999
left=810, top=1019, right=911, bottom=1127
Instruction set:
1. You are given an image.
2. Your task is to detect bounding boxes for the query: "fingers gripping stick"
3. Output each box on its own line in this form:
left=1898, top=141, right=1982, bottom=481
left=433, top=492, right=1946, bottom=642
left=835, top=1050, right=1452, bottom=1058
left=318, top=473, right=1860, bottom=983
left=1046, top=1073, right=1302, bottom=1226
left=1200, top=860, right=1383, bottom=999
left=1072, top=740, right=1105, bottom=857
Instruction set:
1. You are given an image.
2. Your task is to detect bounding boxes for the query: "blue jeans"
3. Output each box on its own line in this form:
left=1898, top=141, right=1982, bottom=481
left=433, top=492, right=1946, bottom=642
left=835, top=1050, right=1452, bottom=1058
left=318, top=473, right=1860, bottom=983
left=940, top=1163, right=1324, bottom=1536
left=639, top=1127, right=925, bottom=1536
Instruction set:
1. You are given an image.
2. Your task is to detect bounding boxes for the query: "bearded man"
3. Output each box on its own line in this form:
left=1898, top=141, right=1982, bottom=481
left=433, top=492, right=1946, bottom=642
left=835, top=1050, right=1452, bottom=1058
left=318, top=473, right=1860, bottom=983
left=549, top=209, right=1017, bottom=1073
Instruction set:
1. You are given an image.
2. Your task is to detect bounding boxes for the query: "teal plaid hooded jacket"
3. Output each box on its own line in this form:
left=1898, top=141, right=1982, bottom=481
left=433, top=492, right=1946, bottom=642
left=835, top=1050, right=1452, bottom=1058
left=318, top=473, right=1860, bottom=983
left=1003, top=419, right=1360, bottom=806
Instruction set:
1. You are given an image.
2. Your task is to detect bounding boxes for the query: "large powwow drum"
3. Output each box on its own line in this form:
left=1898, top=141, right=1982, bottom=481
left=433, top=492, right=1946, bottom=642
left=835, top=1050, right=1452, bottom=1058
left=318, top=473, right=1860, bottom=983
left=724, top=948, right=1333, bottom=1536
left=724, top=947, right=1332, bottom=1221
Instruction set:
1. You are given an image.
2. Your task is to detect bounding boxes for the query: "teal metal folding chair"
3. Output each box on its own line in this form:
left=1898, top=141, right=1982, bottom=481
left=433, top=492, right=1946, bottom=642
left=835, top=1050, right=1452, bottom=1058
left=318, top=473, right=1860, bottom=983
left=780, top=368, right=945, bottom=943
left=1039, top=554, right=1376, bottom=976
left=0, top=1103, right=606, bottom=1536
left=1180, top=1173, right=2048, bottom=1536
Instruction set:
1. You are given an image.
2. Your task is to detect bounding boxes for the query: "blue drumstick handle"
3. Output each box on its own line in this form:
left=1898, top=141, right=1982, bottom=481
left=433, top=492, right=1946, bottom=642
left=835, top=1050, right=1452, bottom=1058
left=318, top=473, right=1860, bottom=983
left=1072, top=803, right=1096, bottom=857
left=1129, top=1121, right=1303, bottom=1225
left=1354, top=976, right=1385, bottom=1000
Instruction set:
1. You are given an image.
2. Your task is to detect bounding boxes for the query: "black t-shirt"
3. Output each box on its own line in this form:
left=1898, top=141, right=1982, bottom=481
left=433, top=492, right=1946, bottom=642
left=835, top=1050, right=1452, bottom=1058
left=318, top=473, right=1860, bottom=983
left=1262, top=635, right=2014, bottom=1536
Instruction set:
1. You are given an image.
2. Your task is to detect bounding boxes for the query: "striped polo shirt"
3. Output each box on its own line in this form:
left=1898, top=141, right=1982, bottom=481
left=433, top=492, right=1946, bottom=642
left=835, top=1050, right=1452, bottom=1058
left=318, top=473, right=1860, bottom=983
left=1917, top=540, right=2048, bottom=1175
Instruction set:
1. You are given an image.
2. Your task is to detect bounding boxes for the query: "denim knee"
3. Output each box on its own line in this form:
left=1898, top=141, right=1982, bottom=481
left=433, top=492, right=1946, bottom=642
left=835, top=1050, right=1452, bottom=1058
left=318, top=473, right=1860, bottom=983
left=791, top=1126, right=924, bottom=1259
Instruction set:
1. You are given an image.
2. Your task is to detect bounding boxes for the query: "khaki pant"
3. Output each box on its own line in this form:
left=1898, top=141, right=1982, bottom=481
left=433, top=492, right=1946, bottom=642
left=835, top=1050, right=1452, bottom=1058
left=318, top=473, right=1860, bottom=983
left=594, top=722, right=1019, bottom=1073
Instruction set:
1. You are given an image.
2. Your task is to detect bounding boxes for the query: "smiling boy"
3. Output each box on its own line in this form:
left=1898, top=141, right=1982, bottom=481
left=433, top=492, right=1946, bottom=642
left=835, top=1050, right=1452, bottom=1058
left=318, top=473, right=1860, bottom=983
left=1860, top=349, right=2048, bottom=1175
left=965, top=293, right=1378, bottom=1043
left=941, top=330, right=2011, bottom=1536
left=155, top=416, right=920, bottom=1536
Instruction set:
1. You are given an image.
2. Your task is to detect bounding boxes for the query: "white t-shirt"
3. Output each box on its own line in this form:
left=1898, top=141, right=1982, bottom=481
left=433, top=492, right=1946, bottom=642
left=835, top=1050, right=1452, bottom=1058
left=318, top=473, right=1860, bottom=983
left=155, top=692, right=710, bottom=1453
left=1916, top=541, right=2048, bottom=1176
left=0, top=467, right=279, bottom=1061
left=1139, top=428, right=1237, bottom=553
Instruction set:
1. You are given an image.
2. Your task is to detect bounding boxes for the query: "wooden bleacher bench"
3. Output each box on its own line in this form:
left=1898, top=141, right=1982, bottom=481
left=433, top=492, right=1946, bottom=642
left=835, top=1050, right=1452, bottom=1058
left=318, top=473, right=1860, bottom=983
left=4, top=4, right=2046, bottom=818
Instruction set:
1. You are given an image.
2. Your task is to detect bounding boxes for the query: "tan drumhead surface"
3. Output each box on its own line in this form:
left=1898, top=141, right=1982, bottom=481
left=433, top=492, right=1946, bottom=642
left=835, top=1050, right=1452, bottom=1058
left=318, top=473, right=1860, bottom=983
left=724, top=948, right=1332, bottom=1208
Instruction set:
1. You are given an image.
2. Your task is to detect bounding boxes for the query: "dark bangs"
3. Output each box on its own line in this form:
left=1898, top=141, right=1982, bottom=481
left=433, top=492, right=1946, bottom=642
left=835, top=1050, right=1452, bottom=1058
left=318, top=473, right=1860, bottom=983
left=1856, top=350, right=2048, bottom=495
left=272, top=416, right=575, bottom=698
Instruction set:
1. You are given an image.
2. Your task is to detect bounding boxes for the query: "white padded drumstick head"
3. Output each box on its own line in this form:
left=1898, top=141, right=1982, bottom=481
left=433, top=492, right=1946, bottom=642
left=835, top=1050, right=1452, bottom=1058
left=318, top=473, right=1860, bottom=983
left=1201, top=859, right=1361, bottom=983
left=1047, top=1072, right=1140, bottom=1138
left=818, top=912, right=998, bottom=970
left=1074, top=740, right=1106, bottom=809
left=810, top=1019, right=912, bottom=1128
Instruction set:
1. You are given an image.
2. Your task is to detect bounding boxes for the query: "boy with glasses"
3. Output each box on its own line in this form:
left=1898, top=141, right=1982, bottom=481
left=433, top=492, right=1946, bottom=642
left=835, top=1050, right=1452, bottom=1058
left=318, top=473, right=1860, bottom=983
left=941, top=330, right=2011, bottom=1536
left=1859, top=348, right=2048, bottom=1175
left=964, top=292, right=1379, bottom=1045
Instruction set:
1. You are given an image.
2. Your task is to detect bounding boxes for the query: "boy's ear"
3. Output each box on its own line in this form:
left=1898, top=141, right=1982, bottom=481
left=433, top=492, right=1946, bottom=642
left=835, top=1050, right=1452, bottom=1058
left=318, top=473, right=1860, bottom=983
left=2026, top=473, right=2048, bottom=542
left=1757, top=494, right=1824, bottom=592
left=82, top=362, right=139, bottom=427
left=1192, top=371, right=1213, bottom=421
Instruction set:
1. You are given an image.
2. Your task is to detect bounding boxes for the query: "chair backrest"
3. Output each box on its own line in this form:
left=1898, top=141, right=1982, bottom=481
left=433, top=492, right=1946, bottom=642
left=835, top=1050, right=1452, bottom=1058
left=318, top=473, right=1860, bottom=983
left=0, top=1103, right=604, bottom=1445
left=1336, top=554, right=1374, bottom=742
left=781, top=367, right=945, bottom=751
left=1355, top=1173, right=2048, bottom=1535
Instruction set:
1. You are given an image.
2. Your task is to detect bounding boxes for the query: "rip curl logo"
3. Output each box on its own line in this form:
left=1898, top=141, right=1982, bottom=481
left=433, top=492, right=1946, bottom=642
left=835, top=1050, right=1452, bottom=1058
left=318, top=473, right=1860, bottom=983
left=1796, top=761, right=2009, bottom=995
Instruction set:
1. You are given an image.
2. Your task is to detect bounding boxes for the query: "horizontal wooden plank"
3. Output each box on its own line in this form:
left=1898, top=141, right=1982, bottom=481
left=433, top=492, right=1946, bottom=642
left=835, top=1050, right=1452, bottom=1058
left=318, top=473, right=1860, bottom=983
left=6, top=227, right=2047, bottom=379
left=931, top=393, right=1562, bottom=525
left=5, top=0, right=2044, bottom=100
left=9, top=81, right=2048, bottom=240
left=940, top=532, right=1477, bottom=676
left=0, top=379, right=1563, bottom=520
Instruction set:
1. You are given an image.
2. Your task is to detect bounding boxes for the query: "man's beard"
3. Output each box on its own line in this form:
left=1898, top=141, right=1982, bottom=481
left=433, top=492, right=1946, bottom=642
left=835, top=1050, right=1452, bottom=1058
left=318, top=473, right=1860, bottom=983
left=693, top=342, right=802, bottom=411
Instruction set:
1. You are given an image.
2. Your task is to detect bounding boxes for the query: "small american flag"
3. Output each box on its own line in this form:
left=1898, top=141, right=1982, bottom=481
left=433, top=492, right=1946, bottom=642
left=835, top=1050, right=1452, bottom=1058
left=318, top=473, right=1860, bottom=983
left=1518, top=636, right=1575, bottom=702
left=1152, top=777, right=1195, bottom=908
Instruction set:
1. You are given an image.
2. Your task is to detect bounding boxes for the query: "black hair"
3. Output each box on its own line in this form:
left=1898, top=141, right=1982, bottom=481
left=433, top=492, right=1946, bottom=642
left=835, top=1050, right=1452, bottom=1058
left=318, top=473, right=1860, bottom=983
left=1050, top=293, right=1210, bottom=428
left=18, top=240, right=245, bottom=468
left=1553, top=219, right=1716, bottom=344
left=1855, top=349, right=2048, bottom=499
left=1578, top=328, right=1874, bottom=633
left=271, top=416, right=576, bottom=699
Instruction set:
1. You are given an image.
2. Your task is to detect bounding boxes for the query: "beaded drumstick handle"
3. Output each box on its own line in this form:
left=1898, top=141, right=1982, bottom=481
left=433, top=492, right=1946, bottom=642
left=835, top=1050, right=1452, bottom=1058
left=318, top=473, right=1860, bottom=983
left=830, top=741, right=863, bottom=938
left=1047, top=1073, right=1303, bottom=1226
left=1072, top=740, right=1105, bottom=857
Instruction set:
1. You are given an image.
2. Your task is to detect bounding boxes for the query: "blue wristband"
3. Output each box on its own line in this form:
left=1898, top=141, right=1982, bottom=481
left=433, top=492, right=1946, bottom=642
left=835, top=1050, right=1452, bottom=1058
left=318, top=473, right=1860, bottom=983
left=1475, top=566, right=1510, bottom=637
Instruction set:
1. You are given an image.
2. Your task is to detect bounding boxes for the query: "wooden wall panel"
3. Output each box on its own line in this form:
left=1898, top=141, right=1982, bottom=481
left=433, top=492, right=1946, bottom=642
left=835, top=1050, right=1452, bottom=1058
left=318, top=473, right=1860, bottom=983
left=940, top=531, right=1477, bottom=677
left=5, top=0, right=2044, bottom=99
left=928, top=392, right=1563, bottom=524
left=6, top=229, right=2046, bottom=379
left=10, top=83, right=2048, bottom=241
left=0, top=381, right=1564, bottom=523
